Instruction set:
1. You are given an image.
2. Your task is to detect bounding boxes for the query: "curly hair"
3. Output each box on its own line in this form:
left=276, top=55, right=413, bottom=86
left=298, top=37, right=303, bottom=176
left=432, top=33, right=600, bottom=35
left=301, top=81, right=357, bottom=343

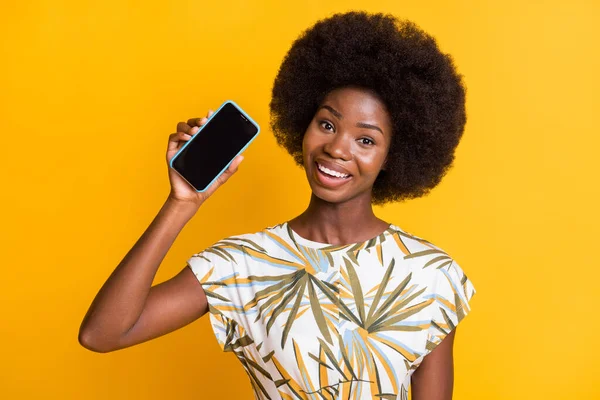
left=269, top=11, right=467, bottom=204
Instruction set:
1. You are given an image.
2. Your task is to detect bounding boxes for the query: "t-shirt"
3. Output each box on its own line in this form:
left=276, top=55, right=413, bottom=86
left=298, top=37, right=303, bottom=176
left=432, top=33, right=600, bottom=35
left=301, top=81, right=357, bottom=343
left=187, top=221, right=476, bottom=399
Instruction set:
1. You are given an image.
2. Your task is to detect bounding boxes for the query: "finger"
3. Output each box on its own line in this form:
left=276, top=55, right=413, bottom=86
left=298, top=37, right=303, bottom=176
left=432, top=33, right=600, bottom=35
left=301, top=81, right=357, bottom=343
left=187, top=116, right=209, bottom=127
left=227, top=155, right=244, bottom=173
left=187, top=117, right=201, bottom=126
left=206, top=155, right=244, bottom=192
left=207, top=109, right=214, bottom=118
left=167, top=132, right=192, bottom=152
left=219, top=156, right=244, bottom=181
left=167, top=133, right=180, bottom=153
left=176, top=121, right=192, bottom=133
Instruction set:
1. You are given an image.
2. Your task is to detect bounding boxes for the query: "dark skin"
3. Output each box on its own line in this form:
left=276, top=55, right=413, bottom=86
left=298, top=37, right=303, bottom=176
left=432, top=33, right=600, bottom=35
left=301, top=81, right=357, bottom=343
left=290, top=87, right=455, bottom=399
left=78, top=86, right=456, bottom=400
left=288, top=86, right=393, bottom=244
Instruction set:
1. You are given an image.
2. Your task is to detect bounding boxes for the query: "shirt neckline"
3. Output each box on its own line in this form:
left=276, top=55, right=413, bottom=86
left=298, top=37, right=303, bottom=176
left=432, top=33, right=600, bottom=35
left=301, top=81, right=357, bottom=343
left=282, top=221, right=398, bottom=250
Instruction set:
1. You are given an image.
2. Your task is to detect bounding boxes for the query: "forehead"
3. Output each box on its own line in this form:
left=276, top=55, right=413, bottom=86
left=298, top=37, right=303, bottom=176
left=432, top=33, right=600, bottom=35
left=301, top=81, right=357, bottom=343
left=319, top=86, right=391, bottom=126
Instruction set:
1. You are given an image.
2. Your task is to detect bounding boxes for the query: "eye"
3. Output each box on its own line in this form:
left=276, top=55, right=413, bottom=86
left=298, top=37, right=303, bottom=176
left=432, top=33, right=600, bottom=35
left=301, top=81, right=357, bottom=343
left=359, top=137, right=375, bottom=146
left=319, top=121, right=335, bottom=132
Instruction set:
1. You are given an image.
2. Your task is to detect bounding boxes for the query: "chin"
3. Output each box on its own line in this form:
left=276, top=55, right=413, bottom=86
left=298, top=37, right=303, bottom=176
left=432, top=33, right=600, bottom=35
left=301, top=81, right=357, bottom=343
left=307, top=179, right=368, bottom=205
left=311, top=188, right=349, bottom=204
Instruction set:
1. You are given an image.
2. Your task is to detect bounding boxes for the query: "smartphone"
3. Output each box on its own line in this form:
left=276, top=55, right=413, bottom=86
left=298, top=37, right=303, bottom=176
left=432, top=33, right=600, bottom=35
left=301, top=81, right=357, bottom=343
left=169, top=100, right=260, bottom=192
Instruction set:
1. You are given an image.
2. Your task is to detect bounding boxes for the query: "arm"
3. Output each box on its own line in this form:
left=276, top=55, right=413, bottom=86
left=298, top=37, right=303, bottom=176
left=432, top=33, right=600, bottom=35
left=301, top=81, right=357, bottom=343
left=78, top=197, right=206, bottom=352
left=78, top=112, right=244, bottom=353
left=411, top=329, right=456, bottom=400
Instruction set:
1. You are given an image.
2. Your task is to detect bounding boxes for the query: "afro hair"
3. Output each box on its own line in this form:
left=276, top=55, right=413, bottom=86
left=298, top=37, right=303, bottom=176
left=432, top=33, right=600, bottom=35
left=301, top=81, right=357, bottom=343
left=269, top=11, right=467, bottom=204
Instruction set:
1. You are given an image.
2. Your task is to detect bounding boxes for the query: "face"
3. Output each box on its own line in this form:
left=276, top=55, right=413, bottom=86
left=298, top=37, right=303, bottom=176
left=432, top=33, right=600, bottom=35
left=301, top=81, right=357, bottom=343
left=302, top=86, right=393, bottom=204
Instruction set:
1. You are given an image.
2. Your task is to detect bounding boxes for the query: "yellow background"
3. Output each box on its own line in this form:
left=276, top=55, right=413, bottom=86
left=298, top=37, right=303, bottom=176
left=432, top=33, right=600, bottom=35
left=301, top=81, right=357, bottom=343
left=1, top=1, right=598, bottom=399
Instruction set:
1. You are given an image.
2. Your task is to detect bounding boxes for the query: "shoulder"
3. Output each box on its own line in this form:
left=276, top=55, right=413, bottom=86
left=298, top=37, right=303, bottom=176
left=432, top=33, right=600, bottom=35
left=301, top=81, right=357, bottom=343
left=189, top=222, right=290, bottom=262
left=387, top=224, right=455, bottom=267
left=386, top=224, right=474, bottom=294
left=386, top=226, right=476, bottom=344
left=186, top=223, right=289, bottom=290
left=208, top=222, right=288, bottom=249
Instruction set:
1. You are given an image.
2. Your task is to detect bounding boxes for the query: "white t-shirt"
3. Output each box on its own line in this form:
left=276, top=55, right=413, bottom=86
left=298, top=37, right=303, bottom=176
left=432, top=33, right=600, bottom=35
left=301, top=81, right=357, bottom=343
left=187, top=221, right=476, bottom=399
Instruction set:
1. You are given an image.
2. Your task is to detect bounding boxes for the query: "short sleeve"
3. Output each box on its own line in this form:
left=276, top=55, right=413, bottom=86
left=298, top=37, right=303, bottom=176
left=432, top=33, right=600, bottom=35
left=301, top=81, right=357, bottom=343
left=425, top=259, right=476, bottom=355
left=187, top=243, right=242, bottom=352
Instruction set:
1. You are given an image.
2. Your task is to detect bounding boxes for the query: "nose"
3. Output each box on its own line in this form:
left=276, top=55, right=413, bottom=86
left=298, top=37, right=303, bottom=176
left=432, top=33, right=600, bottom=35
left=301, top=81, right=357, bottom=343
left=323, top=131, right=352, bottom=161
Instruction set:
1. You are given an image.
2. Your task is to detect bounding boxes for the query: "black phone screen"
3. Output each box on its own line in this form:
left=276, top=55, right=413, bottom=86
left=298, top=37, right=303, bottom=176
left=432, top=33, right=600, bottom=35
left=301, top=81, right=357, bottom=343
left=171, top=102, right=259, bottom=191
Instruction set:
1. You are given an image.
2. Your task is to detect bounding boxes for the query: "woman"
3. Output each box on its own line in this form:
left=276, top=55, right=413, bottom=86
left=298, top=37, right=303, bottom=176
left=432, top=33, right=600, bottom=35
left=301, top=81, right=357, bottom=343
left=79, top=11, right=476, bottom=400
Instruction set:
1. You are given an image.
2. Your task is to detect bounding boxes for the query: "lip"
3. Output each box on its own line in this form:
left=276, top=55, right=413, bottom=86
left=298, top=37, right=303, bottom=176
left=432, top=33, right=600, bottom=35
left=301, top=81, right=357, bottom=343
left=313, top=161, right=353, bottom=189
left=315, top=159, right=352, bottom=177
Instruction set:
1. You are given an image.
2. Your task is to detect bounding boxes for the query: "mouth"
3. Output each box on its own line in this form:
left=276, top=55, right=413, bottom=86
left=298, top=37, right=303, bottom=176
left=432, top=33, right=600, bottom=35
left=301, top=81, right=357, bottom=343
left=314, top=162, right=352, bottom=188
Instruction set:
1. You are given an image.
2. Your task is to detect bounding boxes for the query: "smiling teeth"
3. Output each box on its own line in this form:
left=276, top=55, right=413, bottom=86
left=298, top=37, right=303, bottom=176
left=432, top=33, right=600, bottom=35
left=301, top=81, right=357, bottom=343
left=317, top=163, right=349, bottom=178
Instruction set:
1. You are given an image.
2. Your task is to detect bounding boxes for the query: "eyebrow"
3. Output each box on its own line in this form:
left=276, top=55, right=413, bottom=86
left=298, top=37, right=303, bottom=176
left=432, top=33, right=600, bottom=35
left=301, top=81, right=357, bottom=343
left=319, top=105, right=384, bottom=135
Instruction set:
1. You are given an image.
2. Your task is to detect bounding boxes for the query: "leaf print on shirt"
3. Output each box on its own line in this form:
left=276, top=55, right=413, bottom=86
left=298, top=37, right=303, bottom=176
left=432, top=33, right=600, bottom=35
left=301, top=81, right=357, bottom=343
left=339, top=258, right=432, bottom=342
left=426, top=261, right=474, bottom=351
left=328, top=257, right=434, bottom=399
left=224, top=320, right=276, bottom=399
left=186, top=223, right=476, bottom=400
left=244, top=269, right=341, bottom=349
left=191, top=263, right=234, bottom=316
left=404, top=248, right=453, bottom=269
left=212, top=231, right=339, bottom=349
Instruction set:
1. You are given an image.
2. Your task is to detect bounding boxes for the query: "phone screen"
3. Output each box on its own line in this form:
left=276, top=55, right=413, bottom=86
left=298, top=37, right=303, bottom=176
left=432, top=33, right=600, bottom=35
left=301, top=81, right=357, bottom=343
left=170, top=102, right=259, bottom=191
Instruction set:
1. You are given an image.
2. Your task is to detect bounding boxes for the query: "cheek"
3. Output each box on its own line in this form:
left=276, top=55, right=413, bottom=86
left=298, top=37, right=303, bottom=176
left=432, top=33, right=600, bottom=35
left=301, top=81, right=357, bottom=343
left=302, top=127, right=322, bottom=157
left=355, top=148, right=388, bottom=176
left=301, top=133, right=310, bottom=159
left=301, top=130, right=316, bottom=166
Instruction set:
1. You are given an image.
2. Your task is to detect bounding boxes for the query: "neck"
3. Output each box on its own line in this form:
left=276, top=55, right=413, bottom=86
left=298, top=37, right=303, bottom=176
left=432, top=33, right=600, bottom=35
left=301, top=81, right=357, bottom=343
left=288, top=193, right=389, bottom=245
